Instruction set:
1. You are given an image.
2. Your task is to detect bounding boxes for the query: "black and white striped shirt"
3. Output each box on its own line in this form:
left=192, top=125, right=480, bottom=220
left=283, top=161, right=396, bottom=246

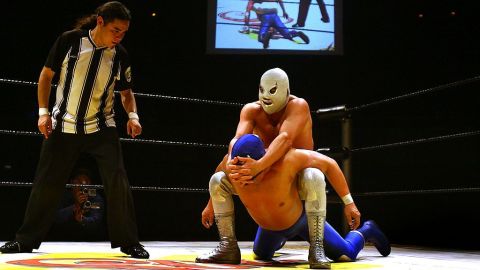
left=45, top=29, right=133, bottom=134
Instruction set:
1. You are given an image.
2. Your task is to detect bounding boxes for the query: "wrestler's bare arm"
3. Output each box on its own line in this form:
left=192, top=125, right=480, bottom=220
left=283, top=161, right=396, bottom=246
left=229, top=99, right=311, bottom=182
left=201, top=103, right=256, bottom=228
left=277, top=0, right=289, bottom=18
left=229, top=103, right=257, bottom=157
left=305, top=151, right=351, bottom=197
left=256, top=98, right=311, bottom=172
left=298, top=149, right=361, bottom=229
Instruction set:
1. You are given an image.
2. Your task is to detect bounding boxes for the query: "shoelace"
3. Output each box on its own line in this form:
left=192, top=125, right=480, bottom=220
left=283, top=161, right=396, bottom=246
left=209, top=240, right=236, bottom=256
left=313, top=216, right=321, bottom=243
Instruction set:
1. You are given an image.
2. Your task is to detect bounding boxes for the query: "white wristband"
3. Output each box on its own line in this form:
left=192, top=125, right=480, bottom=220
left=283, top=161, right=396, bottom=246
left=341, top=194, right=354, bottom=205
left=39, top=108, right=49, bottom=116
left=128, top=112, right=139, bottom=120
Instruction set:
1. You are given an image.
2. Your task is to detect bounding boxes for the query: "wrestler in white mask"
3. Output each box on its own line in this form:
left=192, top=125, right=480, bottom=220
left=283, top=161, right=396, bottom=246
left=259, top=68, right=290, bottom=114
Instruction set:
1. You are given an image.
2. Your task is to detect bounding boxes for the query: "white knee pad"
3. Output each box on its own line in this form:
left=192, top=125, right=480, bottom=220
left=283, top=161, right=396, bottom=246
left=209, top=171, right=236, bottom=215
left=297, top=168, right=327, bottom=216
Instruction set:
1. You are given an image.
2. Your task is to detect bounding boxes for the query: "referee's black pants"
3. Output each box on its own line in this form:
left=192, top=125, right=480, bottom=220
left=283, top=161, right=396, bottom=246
left=296, top=0, right=329, bottom=26
left=15, top=127, right=139, bottom=249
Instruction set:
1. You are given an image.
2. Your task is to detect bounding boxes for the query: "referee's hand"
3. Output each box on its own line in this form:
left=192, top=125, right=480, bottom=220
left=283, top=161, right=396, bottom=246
left=38, top=115, right=52, bottom=139
left=127, top=119, right=142, bottom=138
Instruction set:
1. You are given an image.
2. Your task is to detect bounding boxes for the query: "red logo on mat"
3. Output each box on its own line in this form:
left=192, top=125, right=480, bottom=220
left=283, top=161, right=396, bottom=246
left=218, top=11, right=293, bottom=25
left=7, top=258, right=292, bottom=269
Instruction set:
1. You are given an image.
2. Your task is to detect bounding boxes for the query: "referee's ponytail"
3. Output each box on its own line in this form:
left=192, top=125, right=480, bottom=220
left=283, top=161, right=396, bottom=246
left=74, top=1, right=131, bottom=30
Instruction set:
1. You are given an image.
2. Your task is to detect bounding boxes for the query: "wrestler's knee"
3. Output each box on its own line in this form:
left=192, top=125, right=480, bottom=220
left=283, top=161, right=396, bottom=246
left=209, top=171, right=233, bottom=201
left=253, top=247, right=274, bottom=261
left=298, top=168, right=326, bottom=200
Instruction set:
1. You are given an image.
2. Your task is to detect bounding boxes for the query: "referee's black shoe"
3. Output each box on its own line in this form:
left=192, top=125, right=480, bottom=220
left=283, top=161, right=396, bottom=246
left=121, top=244, right=150, bottom=259
left=0, top=241, right=33, bottom=253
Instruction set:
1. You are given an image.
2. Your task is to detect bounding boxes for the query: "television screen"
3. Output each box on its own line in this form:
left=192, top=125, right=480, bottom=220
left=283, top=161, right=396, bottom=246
left=206, top=0, right=342, bottom=54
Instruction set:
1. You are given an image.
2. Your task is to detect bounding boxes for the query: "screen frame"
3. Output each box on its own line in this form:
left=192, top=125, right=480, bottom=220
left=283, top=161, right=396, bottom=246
left=206, top=0, right=343, bottom=55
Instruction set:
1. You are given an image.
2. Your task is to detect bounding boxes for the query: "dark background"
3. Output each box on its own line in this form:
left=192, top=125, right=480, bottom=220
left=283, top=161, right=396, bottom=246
left=0, top=0, right=479, bottom=250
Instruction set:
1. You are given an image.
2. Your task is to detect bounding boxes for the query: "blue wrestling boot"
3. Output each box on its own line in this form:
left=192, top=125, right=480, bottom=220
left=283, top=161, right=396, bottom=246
left=357, top=220, right=391, bottom=257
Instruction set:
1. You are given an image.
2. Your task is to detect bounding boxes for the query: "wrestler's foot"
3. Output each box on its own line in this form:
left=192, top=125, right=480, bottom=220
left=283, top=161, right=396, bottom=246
left=121, top=244, right=150, bottom=259
left=321, top=17, right=330, bottom=23
left=195, top=237, right=241, bottom=264
left=308, top=244, right=331, bottom=269
left=0, top=241, right=32, bottom=253
left=262, top=32, right=272, bottom=49
left=297, top=31, right=310, bottom=44
left=239, top=26, right=250, bottom=34
left=292, top=23, right=304, bottom=28
left=360, top=220, right=391, bottom=257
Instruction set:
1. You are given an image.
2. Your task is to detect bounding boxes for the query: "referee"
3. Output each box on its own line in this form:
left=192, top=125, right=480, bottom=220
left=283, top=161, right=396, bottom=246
left=0, top=1, right=149, bottom=258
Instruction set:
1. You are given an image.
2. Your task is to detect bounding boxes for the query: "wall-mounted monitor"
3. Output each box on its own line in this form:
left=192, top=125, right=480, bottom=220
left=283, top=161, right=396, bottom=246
left=206, top=0, right=343, bottom=54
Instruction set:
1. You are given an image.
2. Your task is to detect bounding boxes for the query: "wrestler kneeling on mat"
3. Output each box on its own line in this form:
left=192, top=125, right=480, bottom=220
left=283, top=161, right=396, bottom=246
left=196, top=134, right=390, bottom=269
left=201, top=67, right=334, bottom=267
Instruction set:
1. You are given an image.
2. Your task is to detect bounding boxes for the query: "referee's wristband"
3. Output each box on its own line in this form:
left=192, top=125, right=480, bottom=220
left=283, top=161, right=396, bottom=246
left=39, top=108, right=49, bottom=116
left=341, top=194, right=354, bottom=205
left=128, top=112, right=139, bottom=120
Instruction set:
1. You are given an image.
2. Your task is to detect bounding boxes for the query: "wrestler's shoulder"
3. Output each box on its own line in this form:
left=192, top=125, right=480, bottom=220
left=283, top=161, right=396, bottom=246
left=242, top=101, right=262, bottom=111
left=281, top=148, right=309, bottom=168
left=287, top=96, right=310, bottom=109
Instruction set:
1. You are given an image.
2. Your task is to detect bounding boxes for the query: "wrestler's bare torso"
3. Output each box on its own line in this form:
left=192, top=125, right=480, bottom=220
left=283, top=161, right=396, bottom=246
left=233, top=150, right=304, bottom=231
left=230, top=96, right=313, bottom=230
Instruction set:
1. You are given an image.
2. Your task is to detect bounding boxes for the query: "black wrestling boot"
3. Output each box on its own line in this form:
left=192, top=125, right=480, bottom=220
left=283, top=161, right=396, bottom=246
left=121, top=244, right=150, bottom=259
left=307, top=215, right=331, bottom=269
left=0, top=241, right=32, bottom=253
left=195, top=213, right=241, bottom=264
left=262, top=31, right=273, bottom=49
left=297, top=31, right=310, bottom=44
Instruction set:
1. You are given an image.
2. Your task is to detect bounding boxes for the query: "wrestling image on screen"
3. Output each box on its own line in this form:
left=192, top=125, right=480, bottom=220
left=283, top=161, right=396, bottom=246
left=209, top=0, right=339, bottom=54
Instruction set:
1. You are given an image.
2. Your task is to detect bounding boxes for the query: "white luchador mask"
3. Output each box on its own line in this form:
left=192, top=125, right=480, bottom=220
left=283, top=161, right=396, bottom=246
left=258, top=68, right=290, bottom=114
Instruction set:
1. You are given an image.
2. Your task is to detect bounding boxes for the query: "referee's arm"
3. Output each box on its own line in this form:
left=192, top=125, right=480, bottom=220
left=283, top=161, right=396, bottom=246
left=120, top=89, right=142, bottom=138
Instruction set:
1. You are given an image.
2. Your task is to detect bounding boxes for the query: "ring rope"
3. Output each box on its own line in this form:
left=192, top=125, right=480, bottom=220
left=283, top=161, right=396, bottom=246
left=132, top=92, right=243, bottom=107
left=350, top=130, right=480, bottom=153
left=2, top=181, right=477, bottom=196
left=353, top=187, right=480, bottom=197
left=218, top=21, right=334, bottom=34
left=2, top=129, right=479, bottom=152
left=0, top=181, right=208, bottom=193
left=0, top=129, right=228, bottom=149
left=347, top=75, right=480, bottom=113
left=0, top=78, right=322, bottom=113
left=0, top=78, right=244, bottom=108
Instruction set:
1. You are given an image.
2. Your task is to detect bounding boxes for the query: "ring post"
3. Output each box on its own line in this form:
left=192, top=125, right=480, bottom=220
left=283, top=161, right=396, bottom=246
left=315, top=105, right=352, bottom=234
left=341, top=115, right=352, bottom=234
